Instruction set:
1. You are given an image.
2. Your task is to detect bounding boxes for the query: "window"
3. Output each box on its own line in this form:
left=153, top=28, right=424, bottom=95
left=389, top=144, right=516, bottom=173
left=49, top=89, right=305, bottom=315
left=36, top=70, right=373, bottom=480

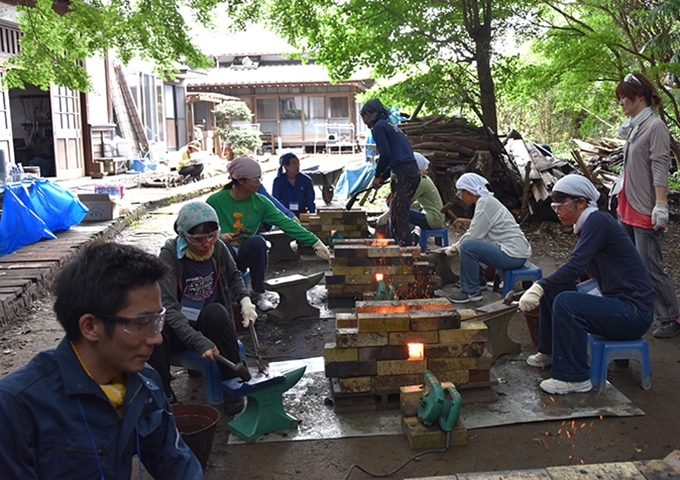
left=329, top=97, right=349, bottom=119
left=256, top=98, right=277, bottom=119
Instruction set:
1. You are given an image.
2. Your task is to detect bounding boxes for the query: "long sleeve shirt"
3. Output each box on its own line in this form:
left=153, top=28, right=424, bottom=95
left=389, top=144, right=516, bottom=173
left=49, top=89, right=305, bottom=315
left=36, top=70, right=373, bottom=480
left=272, top=172, right=316, bottom=216
left=411, top=174, right=445, bottom=229
left=372, top=117, right=416, bottom=180
left=206, top=189, right=319, bottom=247
left=458, top=194, right=532, bottom=259
left=540, top=211, right=654, bottom=314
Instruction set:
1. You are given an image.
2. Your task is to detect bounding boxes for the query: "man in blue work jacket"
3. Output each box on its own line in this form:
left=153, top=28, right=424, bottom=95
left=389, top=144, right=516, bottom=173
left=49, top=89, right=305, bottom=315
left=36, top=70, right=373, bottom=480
left=0, top=241, right=204, bottom=479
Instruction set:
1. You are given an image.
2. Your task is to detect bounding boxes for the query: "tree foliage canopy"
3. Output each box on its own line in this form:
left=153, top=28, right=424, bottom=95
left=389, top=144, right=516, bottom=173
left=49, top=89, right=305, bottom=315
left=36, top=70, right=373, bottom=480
left=4, top=0, right=221, bottom=91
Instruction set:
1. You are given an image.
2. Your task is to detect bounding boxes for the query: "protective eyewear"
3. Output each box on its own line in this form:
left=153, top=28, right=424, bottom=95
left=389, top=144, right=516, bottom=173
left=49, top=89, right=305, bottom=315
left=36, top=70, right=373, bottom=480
left=246, top=177, right=263, bottom=185
left=185, top=230, right=219, bottom=245
left=624, top=73, right=642, bottom=86
left=550, top=199, right=576, bottom=213
left=97, top=307, right=166, bottom=338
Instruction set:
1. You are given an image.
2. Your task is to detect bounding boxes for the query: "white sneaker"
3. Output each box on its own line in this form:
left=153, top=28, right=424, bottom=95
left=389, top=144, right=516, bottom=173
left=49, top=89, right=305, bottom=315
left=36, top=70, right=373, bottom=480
left=526, top=352, right=552, bottom=368
left=540, top=378, right=592, bottom=395
left=255, top=295, right=274, bottom=311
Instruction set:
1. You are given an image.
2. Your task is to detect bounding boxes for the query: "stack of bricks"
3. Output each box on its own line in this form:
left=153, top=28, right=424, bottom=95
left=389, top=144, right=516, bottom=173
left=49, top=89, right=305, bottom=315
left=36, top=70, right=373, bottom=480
left=324, top=298, right=491, bottom=412
left=300, top=208, right=369, bottom=244
left=326, top=238, right=435, bottom=301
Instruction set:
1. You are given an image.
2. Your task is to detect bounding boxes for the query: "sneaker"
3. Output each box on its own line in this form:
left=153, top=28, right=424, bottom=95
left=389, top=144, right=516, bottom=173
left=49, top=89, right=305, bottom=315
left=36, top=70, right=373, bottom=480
left=539, top=378, right=592, bottom=395
left=653, top=321, right=680, bottom=338
left=526, top=352, right=552, bottom=368
left=255, top=294, right=274, bottom=311
left=479, top=280, right=488, bottom=291
left=448, top=289, right=483, bottom=303
left=223, top=394, right=245, bottom=415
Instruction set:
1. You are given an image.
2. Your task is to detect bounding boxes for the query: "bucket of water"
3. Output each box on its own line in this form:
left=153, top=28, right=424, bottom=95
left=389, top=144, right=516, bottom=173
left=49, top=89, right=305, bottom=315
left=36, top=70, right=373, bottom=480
left=172, top=404, right=220, bottom=468
left=523, top=307, right=540, bottom=347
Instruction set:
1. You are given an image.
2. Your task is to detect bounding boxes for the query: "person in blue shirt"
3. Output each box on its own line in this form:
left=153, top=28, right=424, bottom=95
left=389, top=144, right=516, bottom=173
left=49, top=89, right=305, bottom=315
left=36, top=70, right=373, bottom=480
left=0, top=242, right=203, bottom=479
left=272, top=152, right=316, bottom=218
left=518, top=175, right=654, bottom=395
left=361, top=99, right=420, bottom=246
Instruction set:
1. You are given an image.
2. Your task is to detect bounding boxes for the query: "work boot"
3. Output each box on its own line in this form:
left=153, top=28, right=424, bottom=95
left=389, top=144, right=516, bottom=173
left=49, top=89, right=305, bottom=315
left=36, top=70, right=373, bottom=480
left=526, top=352, right=552, bottom=368
left=540, top=378, right=592, bottom=395
left=223, top=394, right=245, bottom=415
left=653, top=321, right=680, bottom=338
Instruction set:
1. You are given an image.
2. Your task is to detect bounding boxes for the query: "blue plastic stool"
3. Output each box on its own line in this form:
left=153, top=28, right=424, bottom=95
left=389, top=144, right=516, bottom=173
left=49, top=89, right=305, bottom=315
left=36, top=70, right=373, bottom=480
left=171, top=340, right=248, bottom=405
left=587, top=334, right=651, bottom=391
left=494, top=261, right=543, bottom=296
left=419, top=228, right=449, bottom=252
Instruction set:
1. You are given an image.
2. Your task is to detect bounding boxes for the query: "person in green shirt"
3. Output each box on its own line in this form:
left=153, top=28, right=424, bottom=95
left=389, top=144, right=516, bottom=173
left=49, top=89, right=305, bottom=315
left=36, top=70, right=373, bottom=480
left=376, top=153, right=445, bottom=239
left=206, top=155, right=331, bottom=311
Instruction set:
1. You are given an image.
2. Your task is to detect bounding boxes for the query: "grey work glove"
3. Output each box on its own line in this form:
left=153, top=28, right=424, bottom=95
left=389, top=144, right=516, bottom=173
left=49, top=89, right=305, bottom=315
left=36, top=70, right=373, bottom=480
left=313, top=240, right=331, bottom=261
left=652, top=202, right=669, bottom=230
left=519, top=282, right=544, bottom=313
left=240, top=297, right=258, bottom=328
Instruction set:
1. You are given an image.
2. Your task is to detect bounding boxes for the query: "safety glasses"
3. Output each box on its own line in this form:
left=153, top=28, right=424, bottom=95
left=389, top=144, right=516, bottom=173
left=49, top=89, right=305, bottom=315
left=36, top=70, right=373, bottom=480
left=185, top=230, right=219, bottom=245
left=97, top=307, right=166, bottom=339
left=550, top=199, right=576, bottom=214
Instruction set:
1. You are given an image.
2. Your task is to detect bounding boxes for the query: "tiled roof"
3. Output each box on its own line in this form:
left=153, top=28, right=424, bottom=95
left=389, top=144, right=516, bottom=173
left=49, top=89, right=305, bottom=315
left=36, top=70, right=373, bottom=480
left=187, top=63, right=372, bottom=87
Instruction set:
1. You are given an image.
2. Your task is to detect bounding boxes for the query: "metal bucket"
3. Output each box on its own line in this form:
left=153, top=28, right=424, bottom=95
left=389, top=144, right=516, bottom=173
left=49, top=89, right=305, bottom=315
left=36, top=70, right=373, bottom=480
left=172, top=404, right=220, bottom=468
left=523, top=307, right=540, bottom=347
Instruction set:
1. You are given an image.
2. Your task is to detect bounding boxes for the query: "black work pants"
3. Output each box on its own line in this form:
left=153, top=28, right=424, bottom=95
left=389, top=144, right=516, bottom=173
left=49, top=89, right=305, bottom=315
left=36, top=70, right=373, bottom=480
left=389, top=161, right=420, bottom=246
left=179, top=163, right=204, bottom=180
left=148, top=303, right=241, bottom=396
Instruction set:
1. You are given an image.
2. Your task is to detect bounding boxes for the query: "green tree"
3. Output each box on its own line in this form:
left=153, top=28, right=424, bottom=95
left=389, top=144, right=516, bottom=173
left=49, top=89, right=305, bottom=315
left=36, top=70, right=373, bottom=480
left=3, top=0, right=220, bottom=91
left=499, top=0, right=680, bottom=147
left=213, top=100, right=262, bottom=158
left=227, top=0, right=539, bottom=131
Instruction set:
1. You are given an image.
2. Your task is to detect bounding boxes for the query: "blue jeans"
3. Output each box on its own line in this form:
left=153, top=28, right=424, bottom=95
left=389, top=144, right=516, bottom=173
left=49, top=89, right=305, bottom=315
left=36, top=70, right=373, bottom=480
left=227, top=235, right=268, bottom=294
left=538, top=290, right=653, bottom=382
left=458, top=239, right=526, bottom=293
left=408, top=210, right=431, bottom=230
left=619, top=221, right=679, bottom=322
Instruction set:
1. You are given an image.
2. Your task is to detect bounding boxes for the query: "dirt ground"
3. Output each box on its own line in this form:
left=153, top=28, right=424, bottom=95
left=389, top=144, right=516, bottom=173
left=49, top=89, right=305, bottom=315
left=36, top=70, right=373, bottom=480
left=3, top=200, right=680, bottom=479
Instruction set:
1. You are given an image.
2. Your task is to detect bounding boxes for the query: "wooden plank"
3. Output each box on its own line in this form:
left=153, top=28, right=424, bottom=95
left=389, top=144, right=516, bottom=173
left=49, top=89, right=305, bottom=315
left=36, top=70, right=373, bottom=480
left=0, top=286, right=23, bottom=294
left=0, top=262, right=56, bottom=269
left=0, top=278, right=32, bottom=288
left=0, top=252, right=70, bottom=262
left=0, top=268, right=50, bottom=280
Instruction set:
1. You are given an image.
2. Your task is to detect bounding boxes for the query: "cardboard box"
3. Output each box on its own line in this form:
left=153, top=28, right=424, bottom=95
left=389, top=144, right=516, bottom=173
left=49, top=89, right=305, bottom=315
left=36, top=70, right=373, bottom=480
left=78, top=194, right=124, bottom=222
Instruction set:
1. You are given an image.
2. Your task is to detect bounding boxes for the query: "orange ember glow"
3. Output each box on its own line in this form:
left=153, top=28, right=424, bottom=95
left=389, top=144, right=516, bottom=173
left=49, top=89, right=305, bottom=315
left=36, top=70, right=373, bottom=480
left=375, top=273, right=384, bottom=282
left=408, top=343, right=424, bottom=361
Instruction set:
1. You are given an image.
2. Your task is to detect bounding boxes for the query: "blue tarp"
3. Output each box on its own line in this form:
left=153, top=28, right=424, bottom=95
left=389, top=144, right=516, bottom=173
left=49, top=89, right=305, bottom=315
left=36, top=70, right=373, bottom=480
left=332, top=161, right=376, bottom=202
left=0, top=179, right=88, bottom=256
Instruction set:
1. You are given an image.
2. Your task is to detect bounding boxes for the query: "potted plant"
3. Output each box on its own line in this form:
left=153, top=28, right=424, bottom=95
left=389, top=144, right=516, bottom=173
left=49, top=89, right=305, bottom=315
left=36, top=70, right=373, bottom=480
left=213, top=101, right=262, bottom=160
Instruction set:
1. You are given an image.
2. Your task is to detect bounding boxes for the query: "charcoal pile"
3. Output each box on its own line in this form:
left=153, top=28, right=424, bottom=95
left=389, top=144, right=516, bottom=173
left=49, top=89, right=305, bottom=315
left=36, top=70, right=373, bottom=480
left=399, top=115, right=573, bottom=221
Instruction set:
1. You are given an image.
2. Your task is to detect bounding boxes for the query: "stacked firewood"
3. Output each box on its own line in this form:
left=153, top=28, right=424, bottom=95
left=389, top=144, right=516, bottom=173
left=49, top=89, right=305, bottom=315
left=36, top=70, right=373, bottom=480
left=399, top=115, right=573, bottom=221
left=570, top=138, right=625, bottom=192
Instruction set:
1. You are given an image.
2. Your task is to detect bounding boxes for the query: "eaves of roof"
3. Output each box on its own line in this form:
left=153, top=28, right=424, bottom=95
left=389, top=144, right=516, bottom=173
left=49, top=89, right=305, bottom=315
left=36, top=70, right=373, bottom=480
left=186, top=63, right=373, bottom=88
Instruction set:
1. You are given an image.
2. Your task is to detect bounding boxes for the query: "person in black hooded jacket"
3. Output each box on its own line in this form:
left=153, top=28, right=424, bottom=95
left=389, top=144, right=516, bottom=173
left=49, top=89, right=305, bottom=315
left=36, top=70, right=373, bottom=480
left=360, top=99, right=420, bottom=246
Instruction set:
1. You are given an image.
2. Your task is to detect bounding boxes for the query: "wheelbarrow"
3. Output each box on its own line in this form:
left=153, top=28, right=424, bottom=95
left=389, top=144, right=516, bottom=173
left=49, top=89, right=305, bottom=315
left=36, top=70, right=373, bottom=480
left=303, top=165, right=344, bottom=205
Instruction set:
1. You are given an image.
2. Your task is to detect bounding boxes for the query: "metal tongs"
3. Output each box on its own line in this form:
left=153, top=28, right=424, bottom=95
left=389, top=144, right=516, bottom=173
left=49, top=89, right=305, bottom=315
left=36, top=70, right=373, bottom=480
left=249, top=323, right=270, bottom=376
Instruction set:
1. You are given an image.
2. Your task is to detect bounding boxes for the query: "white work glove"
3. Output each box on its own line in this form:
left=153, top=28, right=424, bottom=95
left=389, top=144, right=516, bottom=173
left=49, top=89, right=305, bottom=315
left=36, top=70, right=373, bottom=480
left=239, top=297, right=258, bottom=328
left=313, top=239, right=331, bottom=261
left=445, top=243, right=459, bottom=256
left=652, top=202, right=669, bottom=230
left=377, top=211, right=389, bottom=226
left=519, top=282, right=544, bottom=313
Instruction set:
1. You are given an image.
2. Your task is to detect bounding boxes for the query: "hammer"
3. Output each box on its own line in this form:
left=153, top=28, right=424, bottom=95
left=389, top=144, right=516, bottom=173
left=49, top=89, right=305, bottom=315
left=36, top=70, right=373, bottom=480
left=440, top=202, right=458, bottom=221
left=214, top=353, right=251, bottom=382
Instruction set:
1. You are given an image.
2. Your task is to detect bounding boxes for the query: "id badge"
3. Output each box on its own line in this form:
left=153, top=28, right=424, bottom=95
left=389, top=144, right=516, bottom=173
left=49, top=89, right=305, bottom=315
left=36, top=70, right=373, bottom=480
left=289, top=202, right=299, bottom=211
left=181, top=297, right=204, bottom=322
